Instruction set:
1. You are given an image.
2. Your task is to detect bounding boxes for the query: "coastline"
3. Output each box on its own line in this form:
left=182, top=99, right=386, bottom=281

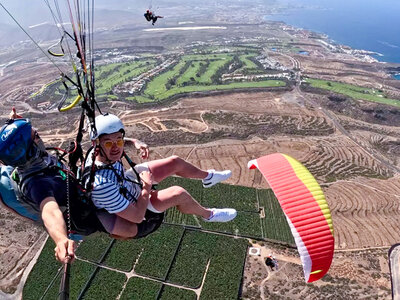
left=263, top=1, right=400, bottom=65
left=266, top=19, right=400, bottom=80
left=271, top=21, right=382, bottom=63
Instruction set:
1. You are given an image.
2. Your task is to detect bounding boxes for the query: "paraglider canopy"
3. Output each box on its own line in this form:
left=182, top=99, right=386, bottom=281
left=248, top=153, right=334, bottom=283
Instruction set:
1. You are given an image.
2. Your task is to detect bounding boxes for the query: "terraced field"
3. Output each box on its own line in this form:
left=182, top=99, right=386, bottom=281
left=301, top=140, right=391, bottom=182
left=326, top=177, right=400, bottom=249
left=147, top=139, right=400, bottom=251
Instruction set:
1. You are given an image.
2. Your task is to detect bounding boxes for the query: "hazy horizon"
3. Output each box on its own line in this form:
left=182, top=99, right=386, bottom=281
left=0, top=0, right=268, bottom=27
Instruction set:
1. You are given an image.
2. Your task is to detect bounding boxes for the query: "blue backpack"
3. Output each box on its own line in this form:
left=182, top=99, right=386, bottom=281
left=0, top=165, right=41, bottom=222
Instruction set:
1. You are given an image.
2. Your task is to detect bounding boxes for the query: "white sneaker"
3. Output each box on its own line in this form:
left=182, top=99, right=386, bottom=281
left=203, top=208, right=237, bottom=222
left=202, top=169, right=232, bottom=188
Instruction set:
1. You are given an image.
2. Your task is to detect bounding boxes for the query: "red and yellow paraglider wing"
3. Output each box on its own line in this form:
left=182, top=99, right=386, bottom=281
left=248, top=153, right=334, bottom=282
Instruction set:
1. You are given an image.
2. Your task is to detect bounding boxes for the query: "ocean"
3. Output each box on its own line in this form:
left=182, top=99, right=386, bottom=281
left=265, top=0, right=400, bottom=64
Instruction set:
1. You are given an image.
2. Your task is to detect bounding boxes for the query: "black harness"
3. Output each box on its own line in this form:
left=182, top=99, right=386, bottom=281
left=79, top=150, right=164, bottom=239
left=11, top=159, right=105, bottom=236
left=5, top=125, right=164, bottom=239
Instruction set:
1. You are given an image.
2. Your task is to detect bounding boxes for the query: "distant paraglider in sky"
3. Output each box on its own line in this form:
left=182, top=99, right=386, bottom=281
left=248, top=153, right=334, bottom=283
left=144, top=0, right=163, bottom=26
left=144, top=9, right=163, bottom=26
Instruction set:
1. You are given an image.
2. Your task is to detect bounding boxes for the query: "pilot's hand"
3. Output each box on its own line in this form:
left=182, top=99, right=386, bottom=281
left=9, top=107, right=22, bottom=119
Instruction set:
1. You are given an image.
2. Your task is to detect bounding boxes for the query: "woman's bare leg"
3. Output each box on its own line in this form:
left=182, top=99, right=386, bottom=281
left=111, top=217, right=138, bottom=238
left=146, top=155, right=208, bottom=183
left=149, top=186, right=212, bottom=219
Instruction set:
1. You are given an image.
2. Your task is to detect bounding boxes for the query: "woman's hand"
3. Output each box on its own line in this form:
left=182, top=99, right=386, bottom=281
left=136, top=141, right=149, bottom=159
left=125, top=138, right=149, bottom=159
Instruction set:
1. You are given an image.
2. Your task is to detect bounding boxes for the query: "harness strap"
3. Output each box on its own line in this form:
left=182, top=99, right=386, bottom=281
left=85, top=145, right=100, bottom=194
left=68, top=109, right=85, bottom=175
left=123, top=152, right=158, bottom=190
left=122, top=152, right=142, bottom=188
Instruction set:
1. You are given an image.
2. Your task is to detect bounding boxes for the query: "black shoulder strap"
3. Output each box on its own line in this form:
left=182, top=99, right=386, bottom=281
left=123, top=152, right=157, bottom=190
left=122, top=152, right=141, bottom=183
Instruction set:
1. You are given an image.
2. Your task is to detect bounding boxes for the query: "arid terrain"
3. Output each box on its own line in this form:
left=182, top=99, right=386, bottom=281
left=1, top=3, right=400, bottom=298
left=2, top=90, right=400, bottom=298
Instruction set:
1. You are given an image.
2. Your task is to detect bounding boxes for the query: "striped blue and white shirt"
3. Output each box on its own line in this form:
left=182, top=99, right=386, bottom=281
left=90, top=161, right=141, bottom=214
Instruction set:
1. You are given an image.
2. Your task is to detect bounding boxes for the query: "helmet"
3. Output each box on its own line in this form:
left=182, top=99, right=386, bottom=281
left=90, top=113, right=125, bottom=140
left=0, top=119, right=33, bottom=167
left=147, top=9, right=150, bottom=12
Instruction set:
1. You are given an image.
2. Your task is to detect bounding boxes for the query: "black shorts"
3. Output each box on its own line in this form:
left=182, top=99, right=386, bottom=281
left=96, top=209, right=164, bottom=238
left=135, top=210, right=164, bottom=239
left=22, top=169, right=106, bottom=236
left=22, top=170, right=71, bottom=209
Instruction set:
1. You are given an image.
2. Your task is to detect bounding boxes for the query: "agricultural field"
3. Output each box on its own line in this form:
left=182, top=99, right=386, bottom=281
left=22, top=179, right=294, bottom=299
left=23, top=228, right=249, bottom=300
left=158, top=177, right=295, bottom=242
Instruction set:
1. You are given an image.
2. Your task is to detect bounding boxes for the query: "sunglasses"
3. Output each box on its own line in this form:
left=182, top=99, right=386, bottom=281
left=103, top=139, right=124, bottom=149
